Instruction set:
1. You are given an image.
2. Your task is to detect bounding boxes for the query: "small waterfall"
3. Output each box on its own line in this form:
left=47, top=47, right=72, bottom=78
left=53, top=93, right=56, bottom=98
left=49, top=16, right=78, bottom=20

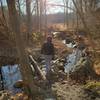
left=64, top=49, right=82, bottom=73
left=1, top=64, right=22, bottom=94
left=62, top=39, right=82, bottom=73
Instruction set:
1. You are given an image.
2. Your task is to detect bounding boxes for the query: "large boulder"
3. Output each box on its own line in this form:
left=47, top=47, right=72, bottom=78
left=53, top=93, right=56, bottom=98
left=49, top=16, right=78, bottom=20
left=70, top=56, right=95, bottom=83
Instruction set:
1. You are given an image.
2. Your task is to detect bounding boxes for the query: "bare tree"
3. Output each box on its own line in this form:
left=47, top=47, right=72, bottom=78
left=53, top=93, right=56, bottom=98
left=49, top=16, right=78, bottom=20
left=26, top=0, right=32, bottom=43
left=6, top=0, right=38, bottom=98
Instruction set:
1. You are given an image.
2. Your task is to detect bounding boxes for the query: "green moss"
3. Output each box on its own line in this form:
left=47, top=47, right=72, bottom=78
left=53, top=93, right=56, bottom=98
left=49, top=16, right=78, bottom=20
left=84, top=81, right=100, bottom=89
left=84, top=82, right=100, bottom=89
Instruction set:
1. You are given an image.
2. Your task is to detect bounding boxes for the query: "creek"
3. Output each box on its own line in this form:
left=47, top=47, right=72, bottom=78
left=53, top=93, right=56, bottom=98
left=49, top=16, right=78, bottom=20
left=0, top=64, right=22, bottom=94
left=62, top=39, right=83, bottom=73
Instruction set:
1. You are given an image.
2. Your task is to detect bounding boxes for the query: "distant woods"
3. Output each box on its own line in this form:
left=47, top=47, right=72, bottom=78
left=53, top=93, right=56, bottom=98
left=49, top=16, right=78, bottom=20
left=0, top=0, right=100, bottom=38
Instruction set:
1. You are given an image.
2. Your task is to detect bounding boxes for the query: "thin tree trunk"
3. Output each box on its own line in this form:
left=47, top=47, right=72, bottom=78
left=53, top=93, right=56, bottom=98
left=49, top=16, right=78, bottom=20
left=36, top=0, right=40, bottom=31
left=63, top=0, right=66, bottom=26
left=26, top=0, right=31, bottom=44
left=65, top=0, right=69, bottom=29
left=44, top=0, right=47, bottom=35
left=76, top=11, right=79, bottom=30
left=40, top=0, right=43, bottom=32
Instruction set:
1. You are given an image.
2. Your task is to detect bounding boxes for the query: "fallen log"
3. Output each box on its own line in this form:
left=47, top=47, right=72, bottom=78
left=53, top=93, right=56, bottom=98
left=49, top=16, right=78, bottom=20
left=29, top=55, right=46, bottom=80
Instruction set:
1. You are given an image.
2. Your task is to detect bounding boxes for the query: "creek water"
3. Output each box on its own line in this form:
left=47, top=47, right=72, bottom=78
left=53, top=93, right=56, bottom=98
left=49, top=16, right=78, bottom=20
left=64, top=49, right=82, bottom=73
left=62, top=40, right=82, bottom=74
left=1, top=64, right=22, bottom=94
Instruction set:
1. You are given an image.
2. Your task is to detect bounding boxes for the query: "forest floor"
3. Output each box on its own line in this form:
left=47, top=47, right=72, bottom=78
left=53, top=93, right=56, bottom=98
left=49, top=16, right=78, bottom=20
left=34, top=72, right=100, bottom=100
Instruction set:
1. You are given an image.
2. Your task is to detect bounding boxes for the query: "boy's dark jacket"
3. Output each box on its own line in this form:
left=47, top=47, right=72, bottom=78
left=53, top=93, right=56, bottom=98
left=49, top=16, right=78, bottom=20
left=41, top=42, right=54, bottom=55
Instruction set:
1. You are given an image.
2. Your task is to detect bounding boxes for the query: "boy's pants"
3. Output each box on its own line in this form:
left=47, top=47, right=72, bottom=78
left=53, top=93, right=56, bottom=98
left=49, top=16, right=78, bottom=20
left=44, top=55, right=52, bottom=73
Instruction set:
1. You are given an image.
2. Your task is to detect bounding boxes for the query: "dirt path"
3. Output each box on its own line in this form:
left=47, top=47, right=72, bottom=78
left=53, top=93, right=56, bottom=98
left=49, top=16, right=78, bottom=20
left=52, top=81, right=88, bottom=100
left=36, top=79, right=92, bottom=100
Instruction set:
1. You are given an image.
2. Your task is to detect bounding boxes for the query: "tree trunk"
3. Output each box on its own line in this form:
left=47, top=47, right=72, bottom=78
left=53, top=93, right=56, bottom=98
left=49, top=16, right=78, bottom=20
left=26, top=0, right=31, bottom=44
left=6, top=0, right=38, bottom=98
